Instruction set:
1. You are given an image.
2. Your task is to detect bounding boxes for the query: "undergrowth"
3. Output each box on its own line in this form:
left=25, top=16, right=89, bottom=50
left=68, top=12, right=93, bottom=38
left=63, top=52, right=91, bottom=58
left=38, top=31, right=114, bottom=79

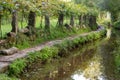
left=10, top=27, right=91, bottom=50
left=0, top=74, right=18, bottom=80
left=113, top=37, right=120, bottom=73
left=8, top=46, right=59, bottom=76
left=7, top=28, right=105, bottom=78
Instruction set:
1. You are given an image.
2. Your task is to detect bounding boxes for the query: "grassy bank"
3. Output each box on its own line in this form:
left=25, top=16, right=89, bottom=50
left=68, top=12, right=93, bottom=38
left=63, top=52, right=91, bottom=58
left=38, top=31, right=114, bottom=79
left=0, top=28, right=105, bottom=80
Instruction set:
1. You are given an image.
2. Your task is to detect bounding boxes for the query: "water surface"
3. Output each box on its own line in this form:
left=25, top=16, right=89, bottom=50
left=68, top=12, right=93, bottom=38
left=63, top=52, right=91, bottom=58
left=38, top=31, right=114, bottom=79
left=20, top=35, right=119, bottom=80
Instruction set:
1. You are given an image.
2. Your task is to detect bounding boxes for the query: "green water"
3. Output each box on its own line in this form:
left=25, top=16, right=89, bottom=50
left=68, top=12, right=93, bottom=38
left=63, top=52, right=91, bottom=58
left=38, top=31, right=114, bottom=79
left=20, top=32, right=119, bottom=80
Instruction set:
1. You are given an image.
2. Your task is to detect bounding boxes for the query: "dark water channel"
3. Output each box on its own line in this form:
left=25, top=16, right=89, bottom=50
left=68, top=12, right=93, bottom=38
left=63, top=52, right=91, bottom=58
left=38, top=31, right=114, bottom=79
left=20, top=33, right=119, bottom=80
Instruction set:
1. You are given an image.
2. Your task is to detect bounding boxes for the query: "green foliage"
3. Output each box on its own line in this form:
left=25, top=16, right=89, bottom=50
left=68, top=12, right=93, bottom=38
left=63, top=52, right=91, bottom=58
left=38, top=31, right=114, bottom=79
left=86, top=33, right=95, bottom=41
left=16, top=41, right=30, bottom=50
left=8, top=46, right=59, bottom=76
left=0, top=74, right=18, bottom=80
left=54, top=40, right=69, bottom=53
left=65, top=40, right=75, bottom=49
left=114, top=20, right=120, bottom=29
left=7, top=28, right=105, bottom=77
left=15, top=33, right=30, bottom=49
left=77, top=36, right=85, bottom=43
left=74, top=0, right=104, bottom=8
left=103, top=0, right=120, bottom=22
left=109, top=31, right=120, bottom=73
left=27, top=52, right=40, bottom=63
left=113, top=38, right=120, bottom=72
left=72, top=37, right=80, bottom=45
left=9, top=59, right=27, bottom=76
left=39, top=46, right=59, bottom=60
left=1, top=17, right=91, bottom=49
left=114, top=52, right=120, bottom=71
left=54, top=29, right=105, bottom=51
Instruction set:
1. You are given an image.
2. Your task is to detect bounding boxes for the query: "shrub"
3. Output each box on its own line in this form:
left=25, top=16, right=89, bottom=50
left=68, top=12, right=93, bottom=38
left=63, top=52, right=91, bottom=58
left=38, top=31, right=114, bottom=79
left=73, top=38, right=80, bottom=45
left=9, top=59, right=27, bottom=76
left=115, top=53, right=120, bottom=67
left=114, top=49, right=120, bottom=72
left=39, top=47, right=59, bottom=60
left=65, top=40, right=75, bottom=49
left=27, top=52, right=40, bottom=63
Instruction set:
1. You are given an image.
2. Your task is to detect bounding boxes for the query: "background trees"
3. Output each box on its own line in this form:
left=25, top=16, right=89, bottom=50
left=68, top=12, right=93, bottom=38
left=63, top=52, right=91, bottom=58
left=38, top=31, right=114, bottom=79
left=102, top=0, right=120, bottom=22
left=0, top=0, right=102, bottom=40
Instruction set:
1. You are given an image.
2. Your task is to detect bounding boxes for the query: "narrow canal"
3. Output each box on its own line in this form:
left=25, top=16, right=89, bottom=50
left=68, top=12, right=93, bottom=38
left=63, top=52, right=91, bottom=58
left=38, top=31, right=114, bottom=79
left=20, top=30, right=119, bottom=80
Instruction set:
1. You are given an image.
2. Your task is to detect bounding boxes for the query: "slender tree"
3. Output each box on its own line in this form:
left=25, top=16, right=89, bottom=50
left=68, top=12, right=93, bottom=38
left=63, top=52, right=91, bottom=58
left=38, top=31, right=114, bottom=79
left=0, top=14, right=2, bottom=38
left=44, top=14, right=50, bottom=33
left=27, top=11, right=36, bottom=34
left=70, top=14, right=74, bottom=26
left=11, top=10, right=18, bottom=34
left=58, top=12, right=64, bottom=27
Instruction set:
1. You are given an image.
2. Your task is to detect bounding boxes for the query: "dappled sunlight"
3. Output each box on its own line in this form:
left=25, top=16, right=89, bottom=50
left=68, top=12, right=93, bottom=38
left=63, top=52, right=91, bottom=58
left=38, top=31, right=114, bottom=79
left=71, top=53, right=105, bottom=80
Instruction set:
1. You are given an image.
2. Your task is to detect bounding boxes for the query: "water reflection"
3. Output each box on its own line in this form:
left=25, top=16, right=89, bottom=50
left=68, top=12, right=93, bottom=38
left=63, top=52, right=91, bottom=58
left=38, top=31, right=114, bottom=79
left=72, top=74, right=87, bottom=80
left=20, top=39, right=116, bottom=80
left=71, top=49, right=104, bottom=80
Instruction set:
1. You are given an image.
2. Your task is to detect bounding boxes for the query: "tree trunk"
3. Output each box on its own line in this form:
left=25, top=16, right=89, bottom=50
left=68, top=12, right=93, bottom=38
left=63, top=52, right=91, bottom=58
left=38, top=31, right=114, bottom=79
left=86, top=15, right=89, bottom=26
left=83, top=15, right=86, bottom=25
left=21, top=10, right=24, bottom=29
left=78, top=15, right=83, bottom=27
left=78, top=15, right=81, bottom=25
left=58, top=13, right=64, bottom=27
left=88, top=15, right=98, bottom=30
left=88, top=15, right=93, bottom=28
left=11, top=10, right=18, bottom=34
left=70, top=15, right=74, bottom=26
left=44, top=14, right=50, bottom=34
left=40, top=15, right=43, bottom=28
left=0, top=14, right=2, bottom=38
left=27, top=11, right=36, bottom=34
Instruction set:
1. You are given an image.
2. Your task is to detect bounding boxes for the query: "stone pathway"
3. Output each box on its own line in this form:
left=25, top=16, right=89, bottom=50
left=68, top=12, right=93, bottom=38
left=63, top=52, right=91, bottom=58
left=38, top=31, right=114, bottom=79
left=0, top=28, right=104, bottom=73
